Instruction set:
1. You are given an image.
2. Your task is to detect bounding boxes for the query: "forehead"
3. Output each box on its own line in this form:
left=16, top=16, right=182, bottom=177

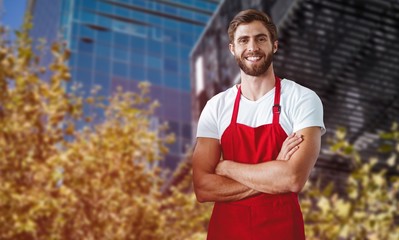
left=234, top=20, right=270, bottom=40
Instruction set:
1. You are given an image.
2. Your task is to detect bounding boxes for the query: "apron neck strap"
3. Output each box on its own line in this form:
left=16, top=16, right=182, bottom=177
left=272, top=76, right=282, bottom=124
left=231, top=76, right=282, bottom=124
left=232, top=85, right=241, bottom=124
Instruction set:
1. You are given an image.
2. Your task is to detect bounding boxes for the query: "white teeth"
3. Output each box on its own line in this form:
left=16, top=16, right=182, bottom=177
left=246, top=56, right=260, bottom=61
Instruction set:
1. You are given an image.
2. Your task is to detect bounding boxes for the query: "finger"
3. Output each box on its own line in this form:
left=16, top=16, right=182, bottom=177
left=279, top=137, right=300, bottom=159
left=278, top=134, right=301, bottom=160
left=286, top=145, right=299, bottom=159
left=287, top=133, right=302, bottom=142
left=285, top=132, right=296, bottom=140
left=286, top=136, right=302, bottom=149
left=283, top=135, right=299, bottom=147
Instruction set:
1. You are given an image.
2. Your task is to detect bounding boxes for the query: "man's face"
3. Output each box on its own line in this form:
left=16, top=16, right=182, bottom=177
left=229, top=21, right=277, bottom=77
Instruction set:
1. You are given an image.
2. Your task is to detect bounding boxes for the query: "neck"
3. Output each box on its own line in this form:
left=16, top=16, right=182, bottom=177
left=240, top=67, right=276, bottom=101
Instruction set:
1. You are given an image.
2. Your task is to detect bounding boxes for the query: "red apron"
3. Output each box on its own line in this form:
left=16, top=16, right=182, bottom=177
left=207, top=77, right=305, bottom=240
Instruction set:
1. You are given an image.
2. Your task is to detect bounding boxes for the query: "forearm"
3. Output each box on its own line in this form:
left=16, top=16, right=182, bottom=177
left=194, top=172, right=260, bottom=203
left=216, top=128, right=321, bottom=194
left=217, top=160, right=301, bottom=194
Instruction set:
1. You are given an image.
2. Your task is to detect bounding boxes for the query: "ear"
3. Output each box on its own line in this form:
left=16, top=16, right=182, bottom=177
left=229, top=43, right=235, bottom=56
left=273, top=40, right=278, bottom=53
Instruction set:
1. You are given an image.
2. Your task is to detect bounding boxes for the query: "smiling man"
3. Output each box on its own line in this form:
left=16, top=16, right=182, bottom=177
left=192, top=9, right=326, bottom=240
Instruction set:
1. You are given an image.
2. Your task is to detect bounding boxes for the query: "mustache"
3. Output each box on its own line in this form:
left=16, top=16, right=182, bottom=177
left=243, top=51, right=265, bottom=57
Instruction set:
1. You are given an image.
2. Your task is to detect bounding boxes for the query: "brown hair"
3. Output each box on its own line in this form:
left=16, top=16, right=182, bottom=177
left=228, top=9, right=278, bottom=44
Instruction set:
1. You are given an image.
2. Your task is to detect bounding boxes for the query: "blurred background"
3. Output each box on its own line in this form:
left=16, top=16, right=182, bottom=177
left=1, top=0, right=398, bottom=239
left=3, top=0, right=398, bottom=175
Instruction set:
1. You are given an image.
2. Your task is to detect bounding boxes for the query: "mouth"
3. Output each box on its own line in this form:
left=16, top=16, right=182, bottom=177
left=244, top=55, right=263, bottom=63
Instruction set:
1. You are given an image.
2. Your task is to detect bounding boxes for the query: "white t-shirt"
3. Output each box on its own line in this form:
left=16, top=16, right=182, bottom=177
left=197, top=79, right=326, bottom=139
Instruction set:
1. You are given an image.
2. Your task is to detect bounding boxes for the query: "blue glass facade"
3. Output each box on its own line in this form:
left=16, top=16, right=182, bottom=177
left=30, top=0, right=220, bottom=169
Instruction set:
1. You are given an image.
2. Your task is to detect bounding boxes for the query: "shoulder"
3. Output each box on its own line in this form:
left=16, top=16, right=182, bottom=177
left=280, top=79, right=325, bottom=135
left=282, top=79, right=319, bottom=97
left=202, top=85, right=237, bottom=115
left=206, top=86, right=237, bottom=107
left=281, top=79, right=322, bottom=105
left=197, top=86, right=236, bottom=139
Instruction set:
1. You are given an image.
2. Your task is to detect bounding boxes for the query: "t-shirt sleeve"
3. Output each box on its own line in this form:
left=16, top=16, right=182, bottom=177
left=196, top=100, right=219, bottom=139
left=292, top=90, right=326, bottom=135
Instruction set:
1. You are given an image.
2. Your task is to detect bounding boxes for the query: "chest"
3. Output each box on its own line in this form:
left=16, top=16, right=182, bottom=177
left=217, top=99, right=293, bottom=139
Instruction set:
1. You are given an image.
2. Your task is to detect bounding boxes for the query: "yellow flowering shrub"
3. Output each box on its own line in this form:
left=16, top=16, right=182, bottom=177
left=301, top=125, right=399, bottom=240
left=0, top=16, right=211, bottom=239
left=2, top=14, right=398, bottom=240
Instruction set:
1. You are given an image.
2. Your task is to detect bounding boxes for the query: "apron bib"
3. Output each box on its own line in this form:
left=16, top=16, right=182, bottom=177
left=207, top=77, right=305, bottom=240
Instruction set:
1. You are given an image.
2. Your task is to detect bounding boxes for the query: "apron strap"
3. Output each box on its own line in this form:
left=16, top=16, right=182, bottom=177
left=272, top=77, right=282, bottom=124
left=231, top=85, right=241, bottom=124
left=232, top=77, right=281, bottom=124
left=231, top=86, right=242, bottom=160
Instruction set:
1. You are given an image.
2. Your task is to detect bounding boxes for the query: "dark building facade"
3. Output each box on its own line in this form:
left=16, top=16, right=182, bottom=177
left=191, top=0, right=399, bottom=185
left=29, top=0, right=220, bottom=169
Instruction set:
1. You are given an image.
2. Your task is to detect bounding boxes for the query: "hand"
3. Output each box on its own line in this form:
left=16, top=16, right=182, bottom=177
left=215, top=160, right=227, bottom=176
left=276, top=133, right=302, bottom=161
left=215, top=160, right=224, bottom=175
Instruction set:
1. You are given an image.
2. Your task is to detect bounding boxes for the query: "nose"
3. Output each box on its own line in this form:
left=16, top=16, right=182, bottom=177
left=248, top=39, right=259, bottom=52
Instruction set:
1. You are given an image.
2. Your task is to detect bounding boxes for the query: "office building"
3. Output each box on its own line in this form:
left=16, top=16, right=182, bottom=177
left=29, top=0, right=220, bottom=169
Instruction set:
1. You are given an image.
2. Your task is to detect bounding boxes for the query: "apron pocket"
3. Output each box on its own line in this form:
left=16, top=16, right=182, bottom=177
left=207, top=203, right=251, bottom=240
left=251, top=196, right=304, bottom=240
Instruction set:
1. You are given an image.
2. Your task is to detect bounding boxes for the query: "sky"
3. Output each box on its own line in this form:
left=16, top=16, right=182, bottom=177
left=1, top=0, right=27, bottom=32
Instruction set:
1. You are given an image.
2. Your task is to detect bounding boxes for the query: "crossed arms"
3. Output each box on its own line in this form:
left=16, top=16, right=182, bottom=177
left=192, top=127, right=322, bottom=203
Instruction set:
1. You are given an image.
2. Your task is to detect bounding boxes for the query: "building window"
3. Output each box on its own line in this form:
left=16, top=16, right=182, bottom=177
left=96, top=44, right=111, bottom=58
left=77, top=53, right=93, bottom=70
left=113, top=32, right=129, bottom=48
left=147, top=55, right=163, bottom=70
left=130, top=65, right=145, bottom=81
left=164, top=58, right=178, bottom=72
left=112, top=61, right=128, bottom=78
left=147, top=69, right=162, bottom=85
left=164, top=71, right=179, bottom=88
left=113, top=48, right=129, bottom=62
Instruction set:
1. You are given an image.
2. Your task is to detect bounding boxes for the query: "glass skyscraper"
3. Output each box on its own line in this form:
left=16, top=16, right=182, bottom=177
left=29, top=0, right=220, bottom=169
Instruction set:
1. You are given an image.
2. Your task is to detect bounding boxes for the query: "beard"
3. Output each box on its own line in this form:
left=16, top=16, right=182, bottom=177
left=235, top=50, right=273, bottom=77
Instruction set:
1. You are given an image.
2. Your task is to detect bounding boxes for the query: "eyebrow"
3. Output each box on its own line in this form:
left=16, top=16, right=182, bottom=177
left=237, top=33, right=269, bottom=40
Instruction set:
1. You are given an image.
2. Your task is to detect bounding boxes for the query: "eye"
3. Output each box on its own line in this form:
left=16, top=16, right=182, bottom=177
left=258, top=36, right=267, bottom=43
left=238, top=38, right=248, bottom=44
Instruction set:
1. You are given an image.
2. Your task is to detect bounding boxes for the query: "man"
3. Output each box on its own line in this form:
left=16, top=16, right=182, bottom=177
left=192, top=9, right=326, bottom=240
